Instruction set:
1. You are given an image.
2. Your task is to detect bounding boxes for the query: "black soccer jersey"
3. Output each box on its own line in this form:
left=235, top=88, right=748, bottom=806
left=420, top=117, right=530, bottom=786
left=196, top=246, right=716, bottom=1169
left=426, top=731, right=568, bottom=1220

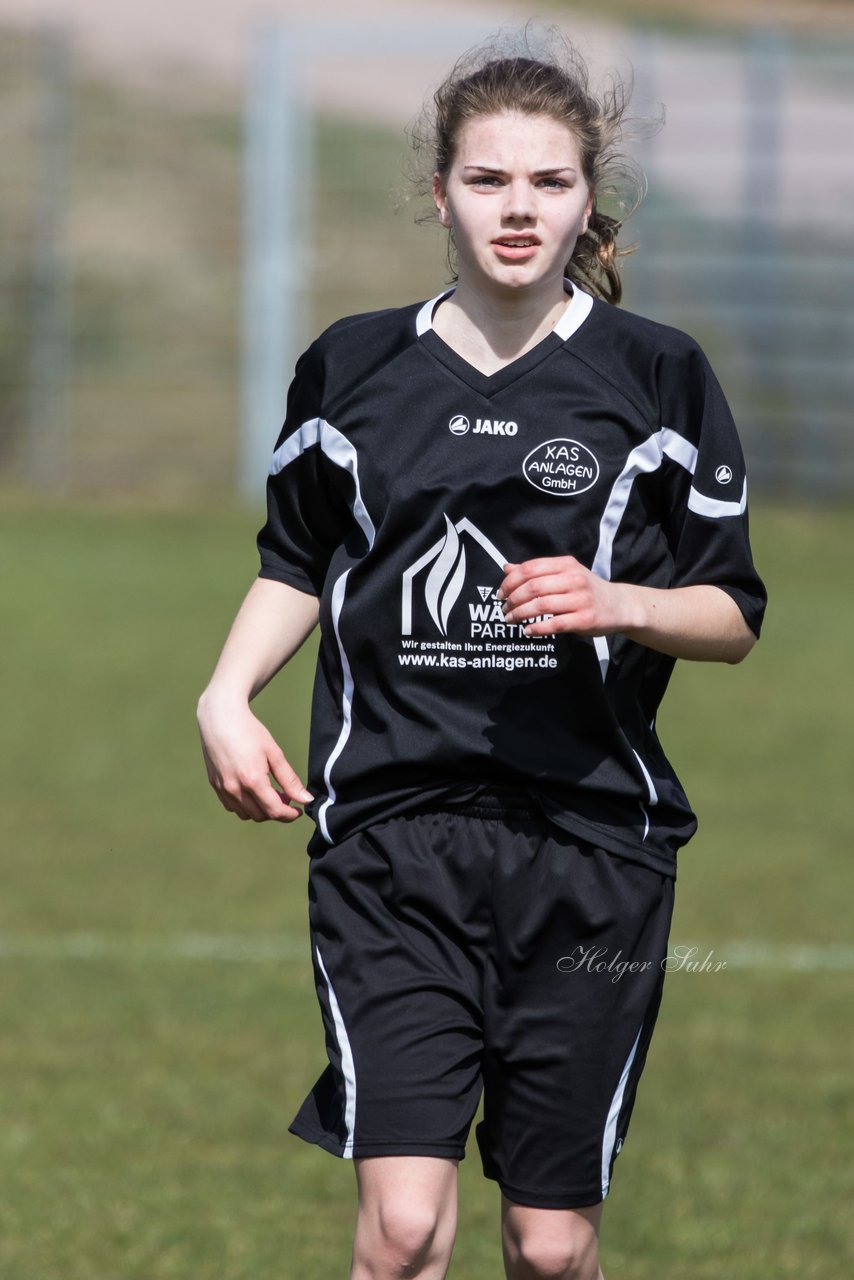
left=257, top=285, right=766, bottom=875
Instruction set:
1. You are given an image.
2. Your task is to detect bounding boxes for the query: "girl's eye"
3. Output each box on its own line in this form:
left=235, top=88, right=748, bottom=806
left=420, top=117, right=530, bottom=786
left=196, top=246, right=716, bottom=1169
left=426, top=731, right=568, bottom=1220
left=467, top=175, right=570, bottom=190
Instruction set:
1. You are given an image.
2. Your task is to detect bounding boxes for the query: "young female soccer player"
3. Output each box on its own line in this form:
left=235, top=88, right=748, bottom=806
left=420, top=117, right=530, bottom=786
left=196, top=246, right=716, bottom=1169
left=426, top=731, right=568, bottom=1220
left=198, top=37, right=766, bottom=1280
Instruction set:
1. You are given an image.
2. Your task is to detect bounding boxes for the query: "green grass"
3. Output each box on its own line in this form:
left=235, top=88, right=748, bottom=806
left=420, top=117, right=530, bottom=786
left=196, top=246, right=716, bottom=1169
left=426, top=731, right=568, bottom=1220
left=0, top=498, right=851, bottom=1278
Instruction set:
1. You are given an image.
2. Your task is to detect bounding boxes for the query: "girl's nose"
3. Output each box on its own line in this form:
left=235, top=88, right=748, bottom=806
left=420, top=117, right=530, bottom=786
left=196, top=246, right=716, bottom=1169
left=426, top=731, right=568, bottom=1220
left=502, top=180, right=535, bottom=220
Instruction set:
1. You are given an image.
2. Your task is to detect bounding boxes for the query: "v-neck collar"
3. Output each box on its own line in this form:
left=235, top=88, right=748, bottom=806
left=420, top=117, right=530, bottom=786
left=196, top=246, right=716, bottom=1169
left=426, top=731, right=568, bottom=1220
left=414, top=281, right=595, bottom=398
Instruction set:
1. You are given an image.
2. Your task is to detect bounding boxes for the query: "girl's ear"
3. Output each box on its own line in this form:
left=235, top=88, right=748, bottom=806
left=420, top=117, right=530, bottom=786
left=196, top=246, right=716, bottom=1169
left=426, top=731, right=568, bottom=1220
left=432, top=172, right=452, bottom=227
left=582, top=191, right=595, bottom=234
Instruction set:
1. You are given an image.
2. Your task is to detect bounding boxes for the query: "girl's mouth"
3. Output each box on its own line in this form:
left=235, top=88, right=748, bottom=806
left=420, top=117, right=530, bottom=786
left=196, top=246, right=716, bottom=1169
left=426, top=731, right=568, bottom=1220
left=492, top=237, right=540, bottom=259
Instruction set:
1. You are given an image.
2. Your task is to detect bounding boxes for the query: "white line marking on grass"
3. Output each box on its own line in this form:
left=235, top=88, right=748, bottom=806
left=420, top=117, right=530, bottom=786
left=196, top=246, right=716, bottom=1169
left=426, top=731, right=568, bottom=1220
left=664, top=941, right=854, bottom=973
left=0, top=934, right=853, bottom=972
left=714, top=941, right=854, bottom=973
left=0, top=932, right=309, bottom=963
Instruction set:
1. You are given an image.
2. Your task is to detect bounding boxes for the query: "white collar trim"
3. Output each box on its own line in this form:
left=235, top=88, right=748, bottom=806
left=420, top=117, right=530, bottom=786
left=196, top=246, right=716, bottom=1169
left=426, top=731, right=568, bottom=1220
left=415, top=280, right=594, bottom=341
left=415, top=288, right=455, bottom=336
left=553, top=280, right=595, bottom=340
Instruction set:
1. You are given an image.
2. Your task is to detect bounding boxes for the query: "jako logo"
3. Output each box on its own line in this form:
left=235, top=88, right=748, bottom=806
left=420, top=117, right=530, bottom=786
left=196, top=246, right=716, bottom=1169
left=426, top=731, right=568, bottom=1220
left=523, top=439, right=599, bottom=497
left=449, top=415, right=519, bottom=437
left=473, top=418, right=518, bottom=436
left=715, top=465, right=733, bottom=484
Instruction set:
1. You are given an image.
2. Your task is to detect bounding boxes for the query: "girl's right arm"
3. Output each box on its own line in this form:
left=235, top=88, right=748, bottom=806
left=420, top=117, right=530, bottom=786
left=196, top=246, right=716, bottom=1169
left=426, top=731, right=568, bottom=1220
left=196, top=577, right=320, bottom=823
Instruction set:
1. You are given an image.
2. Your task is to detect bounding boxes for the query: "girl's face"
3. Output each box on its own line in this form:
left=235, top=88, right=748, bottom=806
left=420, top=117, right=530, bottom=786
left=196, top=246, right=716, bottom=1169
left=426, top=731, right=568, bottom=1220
left=433, top=111, right=593, bottom=302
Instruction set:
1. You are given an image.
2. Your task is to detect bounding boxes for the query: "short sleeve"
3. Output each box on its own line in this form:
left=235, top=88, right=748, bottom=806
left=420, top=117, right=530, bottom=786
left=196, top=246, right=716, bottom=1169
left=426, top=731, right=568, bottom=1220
left=256, top=345, right=350, bottom=597
left=658, top=343, right=767, bottom=637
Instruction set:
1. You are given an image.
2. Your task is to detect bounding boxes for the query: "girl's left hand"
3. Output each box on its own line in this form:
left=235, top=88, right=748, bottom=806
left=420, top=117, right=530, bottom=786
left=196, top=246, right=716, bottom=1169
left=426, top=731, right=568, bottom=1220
left=499, top=556, right=633, bottom=638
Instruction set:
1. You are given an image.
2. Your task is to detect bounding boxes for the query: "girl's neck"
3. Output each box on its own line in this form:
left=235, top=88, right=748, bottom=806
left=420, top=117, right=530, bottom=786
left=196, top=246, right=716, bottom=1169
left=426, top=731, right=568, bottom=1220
left=432, top=279, right=571, bottom=376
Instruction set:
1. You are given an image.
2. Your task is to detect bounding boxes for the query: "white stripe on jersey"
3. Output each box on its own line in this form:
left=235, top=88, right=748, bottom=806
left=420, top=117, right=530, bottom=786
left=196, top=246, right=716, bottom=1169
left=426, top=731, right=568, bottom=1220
left=318, top=569, right=356, bottom=842
left=591, top=425, right=746, bottom=660
left=591, top=425, right=713, bottom=839
left=269, top=417, right=376, bottom=841
left=632, top=749, right=659, bottom=806
left=592, top=431, right=671, bottom=586
left=593, top=634, right=610, bottom=680
left=270, top=417, right=375, bottom=547
left=688, top=477, right=748, bottom=519
left=660, top=426, right=698, bottom=473
left=315, top=943, right=358, bottom=1157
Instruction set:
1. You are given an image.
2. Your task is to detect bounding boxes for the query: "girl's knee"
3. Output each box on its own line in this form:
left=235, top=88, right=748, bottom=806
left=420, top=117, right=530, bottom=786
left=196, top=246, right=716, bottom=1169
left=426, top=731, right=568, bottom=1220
left=352, top=1161, right=458, bottom=1278
left=378, top=1200, right=443, bottom=1260
left=353, top=1203, right=453, bottom=1278
left=509, top=1239, right=599, bottom=1280
left=502, top=1203, right=602, bottom=1280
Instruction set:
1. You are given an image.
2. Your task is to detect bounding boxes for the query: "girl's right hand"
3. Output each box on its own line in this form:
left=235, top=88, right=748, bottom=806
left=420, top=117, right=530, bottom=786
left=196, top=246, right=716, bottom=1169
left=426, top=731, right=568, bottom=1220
left=197, top=695, right=314, bottom=823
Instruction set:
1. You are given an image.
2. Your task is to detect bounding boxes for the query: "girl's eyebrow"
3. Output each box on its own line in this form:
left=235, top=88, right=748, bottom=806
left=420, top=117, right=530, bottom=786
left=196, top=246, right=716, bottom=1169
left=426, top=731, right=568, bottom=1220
left=462, top=165, right=578, bottom=177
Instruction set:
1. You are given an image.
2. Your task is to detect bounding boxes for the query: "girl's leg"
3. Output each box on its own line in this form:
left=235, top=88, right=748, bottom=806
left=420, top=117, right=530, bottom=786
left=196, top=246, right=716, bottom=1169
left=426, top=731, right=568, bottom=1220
left=350, top=1155, right=460, bottom=1280
left=501, top=1196, right=604, bottom=1280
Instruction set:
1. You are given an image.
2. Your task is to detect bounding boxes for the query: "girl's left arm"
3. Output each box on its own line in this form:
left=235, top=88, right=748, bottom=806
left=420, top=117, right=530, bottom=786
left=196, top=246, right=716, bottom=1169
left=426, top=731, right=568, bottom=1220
left=499, top=557, right=757, bottom=663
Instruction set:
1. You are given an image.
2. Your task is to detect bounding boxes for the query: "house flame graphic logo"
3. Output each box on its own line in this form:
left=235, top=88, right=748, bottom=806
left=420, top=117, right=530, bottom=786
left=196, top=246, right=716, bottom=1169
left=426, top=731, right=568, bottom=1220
left=401, top=515, right=507, bottom=638
left=425, top=515, right=467, bottom=636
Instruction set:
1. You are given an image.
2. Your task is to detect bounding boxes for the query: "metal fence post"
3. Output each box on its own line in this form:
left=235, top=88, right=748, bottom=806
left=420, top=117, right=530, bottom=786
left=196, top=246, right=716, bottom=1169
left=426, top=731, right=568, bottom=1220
left=240, top=24, right=311, bottom=504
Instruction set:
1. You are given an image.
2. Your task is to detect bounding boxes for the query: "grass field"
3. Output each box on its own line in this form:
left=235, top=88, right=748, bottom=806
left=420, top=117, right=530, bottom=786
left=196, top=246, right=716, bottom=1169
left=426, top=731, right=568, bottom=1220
left=0, top=497, right=852, bottom=1279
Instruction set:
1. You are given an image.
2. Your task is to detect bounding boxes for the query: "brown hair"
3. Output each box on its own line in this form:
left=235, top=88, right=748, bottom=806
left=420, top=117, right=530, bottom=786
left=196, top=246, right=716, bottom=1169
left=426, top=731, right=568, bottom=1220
left=411, top=32, right=645, bottom=305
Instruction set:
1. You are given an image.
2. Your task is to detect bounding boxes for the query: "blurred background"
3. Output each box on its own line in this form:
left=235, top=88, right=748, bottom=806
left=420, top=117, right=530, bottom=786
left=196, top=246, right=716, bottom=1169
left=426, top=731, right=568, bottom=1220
left=1, top=2, right=852, bottom=1278
left=2, top=0, right=853, bottom=500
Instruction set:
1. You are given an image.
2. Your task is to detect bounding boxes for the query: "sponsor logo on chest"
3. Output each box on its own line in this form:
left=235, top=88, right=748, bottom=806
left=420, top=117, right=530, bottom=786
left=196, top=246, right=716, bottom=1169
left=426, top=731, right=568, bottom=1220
left=448, top=414, right=518, bottom=437
left=523, top=439, right=600, bottom=496
left=445, top=418, right=601, bottom=499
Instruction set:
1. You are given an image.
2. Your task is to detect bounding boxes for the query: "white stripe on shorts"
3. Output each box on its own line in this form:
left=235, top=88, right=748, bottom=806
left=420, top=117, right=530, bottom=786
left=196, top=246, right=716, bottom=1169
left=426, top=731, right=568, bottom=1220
left=315, top=943, right=357, bottom=1157
left=600, top=1022, right=643, bottom=1198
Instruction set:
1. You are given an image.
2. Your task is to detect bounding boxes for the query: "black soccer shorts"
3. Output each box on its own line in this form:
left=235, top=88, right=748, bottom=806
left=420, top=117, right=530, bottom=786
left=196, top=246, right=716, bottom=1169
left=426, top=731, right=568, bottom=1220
left=289, top=792, right=675, bottom=1209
